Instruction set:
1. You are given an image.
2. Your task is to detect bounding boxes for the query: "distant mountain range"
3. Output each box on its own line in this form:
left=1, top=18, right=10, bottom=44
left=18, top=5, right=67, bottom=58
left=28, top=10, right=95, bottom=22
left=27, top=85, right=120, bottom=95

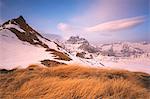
left=65, top=36, right=150, bottom=57
left=64, top=36, right=150, bottom=73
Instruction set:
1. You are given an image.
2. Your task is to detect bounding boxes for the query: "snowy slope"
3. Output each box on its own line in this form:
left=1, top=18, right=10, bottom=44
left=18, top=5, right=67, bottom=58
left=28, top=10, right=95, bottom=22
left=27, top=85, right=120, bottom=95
left=0, top=29, right=54, bottom=69
left=0, top=16, right=76, bottom=69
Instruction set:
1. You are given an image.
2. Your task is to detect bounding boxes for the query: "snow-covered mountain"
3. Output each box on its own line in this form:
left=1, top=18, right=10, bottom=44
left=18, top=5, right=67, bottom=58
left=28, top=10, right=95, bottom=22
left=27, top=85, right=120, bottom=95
left=99, top=42, right=150, bottom=57
left=65, top=36, right=100, bottom=54
left=64, top=36, right=105, bottom=66
left=0, top=16, right=75, bottom=69
left=97, top=42, right=150, bottom=73
left=64, top=36, right=150, bottom=73
left=65, top=36, right=150, bottom=58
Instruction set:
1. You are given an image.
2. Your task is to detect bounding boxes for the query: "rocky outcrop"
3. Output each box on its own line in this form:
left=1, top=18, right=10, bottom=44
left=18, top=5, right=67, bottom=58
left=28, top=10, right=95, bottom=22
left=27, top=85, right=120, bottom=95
left=66, top=36, right=99, bottom=53
left=67, top=36, right=89, bottom=44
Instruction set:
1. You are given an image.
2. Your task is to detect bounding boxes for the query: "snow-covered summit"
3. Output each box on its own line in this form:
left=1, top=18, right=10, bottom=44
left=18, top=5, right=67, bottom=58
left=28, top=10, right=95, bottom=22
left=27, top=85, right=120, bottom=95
left=66, top=36, right=89, bottom=44
left=65, top=36, right=100, bottom=53
left=0, top=16, right=74, bottom=69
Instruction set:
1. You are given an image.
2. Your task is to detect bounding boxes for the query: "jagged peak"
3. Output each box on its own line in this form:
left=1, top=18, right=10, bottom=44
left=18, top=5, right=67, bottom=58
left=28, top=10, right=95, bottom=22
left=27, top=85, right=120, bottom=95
left=14, top=15, right=26, bottom=23
left=67, top=36, right=89, bottom=44
left=2, top=15, right=26, bottom=27
left=0, top=16, right=62, bottom=49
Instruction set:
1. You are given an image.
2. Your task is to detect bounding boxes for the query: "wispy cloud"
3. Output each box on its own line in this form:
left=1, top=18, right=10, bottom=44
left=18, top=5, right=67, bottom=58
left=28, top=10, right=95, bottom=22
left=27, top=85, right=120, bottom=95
left=58, top=16, right=146, bottom=33
left=70, top=0, right=142, bottom=26
left=85, top=16, right=146, bottom=32
left=56, top=0, right=148, bottom=41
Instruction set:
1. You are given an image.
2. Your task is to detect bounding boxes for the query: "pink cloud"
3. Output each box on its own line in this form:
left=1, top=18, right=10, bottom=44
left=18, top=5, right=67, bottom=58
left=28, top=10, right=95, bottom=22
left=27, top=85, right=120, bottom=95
left=57, top=23, right=73, bottom=32
left=85, top=16, right=145, bottom=32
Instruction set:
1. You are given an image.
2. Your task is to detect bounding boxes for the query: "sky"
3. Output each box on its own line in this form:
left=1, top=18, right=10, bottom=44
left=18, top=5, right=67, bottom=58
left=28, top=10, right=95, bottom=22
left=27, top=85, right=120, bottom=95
left=0, top=0, right=150, bottom=43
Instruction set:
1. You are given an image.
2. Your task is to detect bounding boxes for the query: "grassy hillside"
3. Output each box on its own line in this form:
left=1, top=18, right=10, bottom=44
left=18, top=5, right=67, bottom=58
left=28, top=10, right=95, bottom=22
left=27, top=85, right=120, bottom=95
left=0, top=64, right=150, bottom=99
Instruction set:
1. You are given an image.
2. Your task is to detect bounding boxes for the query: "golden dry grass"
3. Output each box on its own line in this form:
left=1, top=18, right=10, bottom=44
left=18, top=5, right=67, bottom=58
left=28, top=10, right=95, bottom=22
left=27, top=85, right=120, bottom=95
left=0, top=64, right=150, bottom=99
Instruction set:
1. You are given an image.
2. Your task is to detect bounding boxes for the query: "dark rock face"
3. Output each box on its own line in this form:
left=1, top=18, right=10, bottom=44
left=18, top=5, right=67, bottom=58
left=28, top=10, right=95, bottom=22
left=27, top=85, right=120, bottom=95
left=76, top=52, right=93, bottom=59
left=9, top=28, right=49, bottom=48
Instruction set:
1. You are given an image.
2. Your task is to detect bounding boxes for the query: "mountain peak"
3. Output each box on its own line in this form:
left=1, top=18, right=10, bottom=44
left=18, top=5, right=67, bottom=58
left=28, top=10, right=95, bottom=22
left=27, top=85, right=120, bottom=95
left=15, top=15, right=26, bottom=23
left=67, top=36, right=89, bottom=44
left=1, top=16, right=50, bottom=48
left=12, top=15, right=27, bottom=26
left=2, top=15, right=26, bottom=27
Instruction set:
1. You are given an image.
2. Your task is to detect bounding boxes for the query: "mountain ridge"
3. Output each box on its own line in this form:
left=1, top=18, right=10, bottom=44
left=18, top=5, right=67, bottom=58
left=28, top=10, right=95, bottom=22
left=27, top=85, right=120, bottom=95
left=0, top=16, right=74, bottom=69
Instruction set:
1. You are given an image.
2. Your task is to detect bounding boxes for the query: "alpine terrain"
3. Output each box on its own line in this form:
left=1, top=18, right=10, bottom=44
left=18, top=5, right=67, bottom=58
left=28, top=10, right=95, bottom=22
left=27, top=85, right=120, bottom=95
left=0, top=16, right=75, bottom=69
